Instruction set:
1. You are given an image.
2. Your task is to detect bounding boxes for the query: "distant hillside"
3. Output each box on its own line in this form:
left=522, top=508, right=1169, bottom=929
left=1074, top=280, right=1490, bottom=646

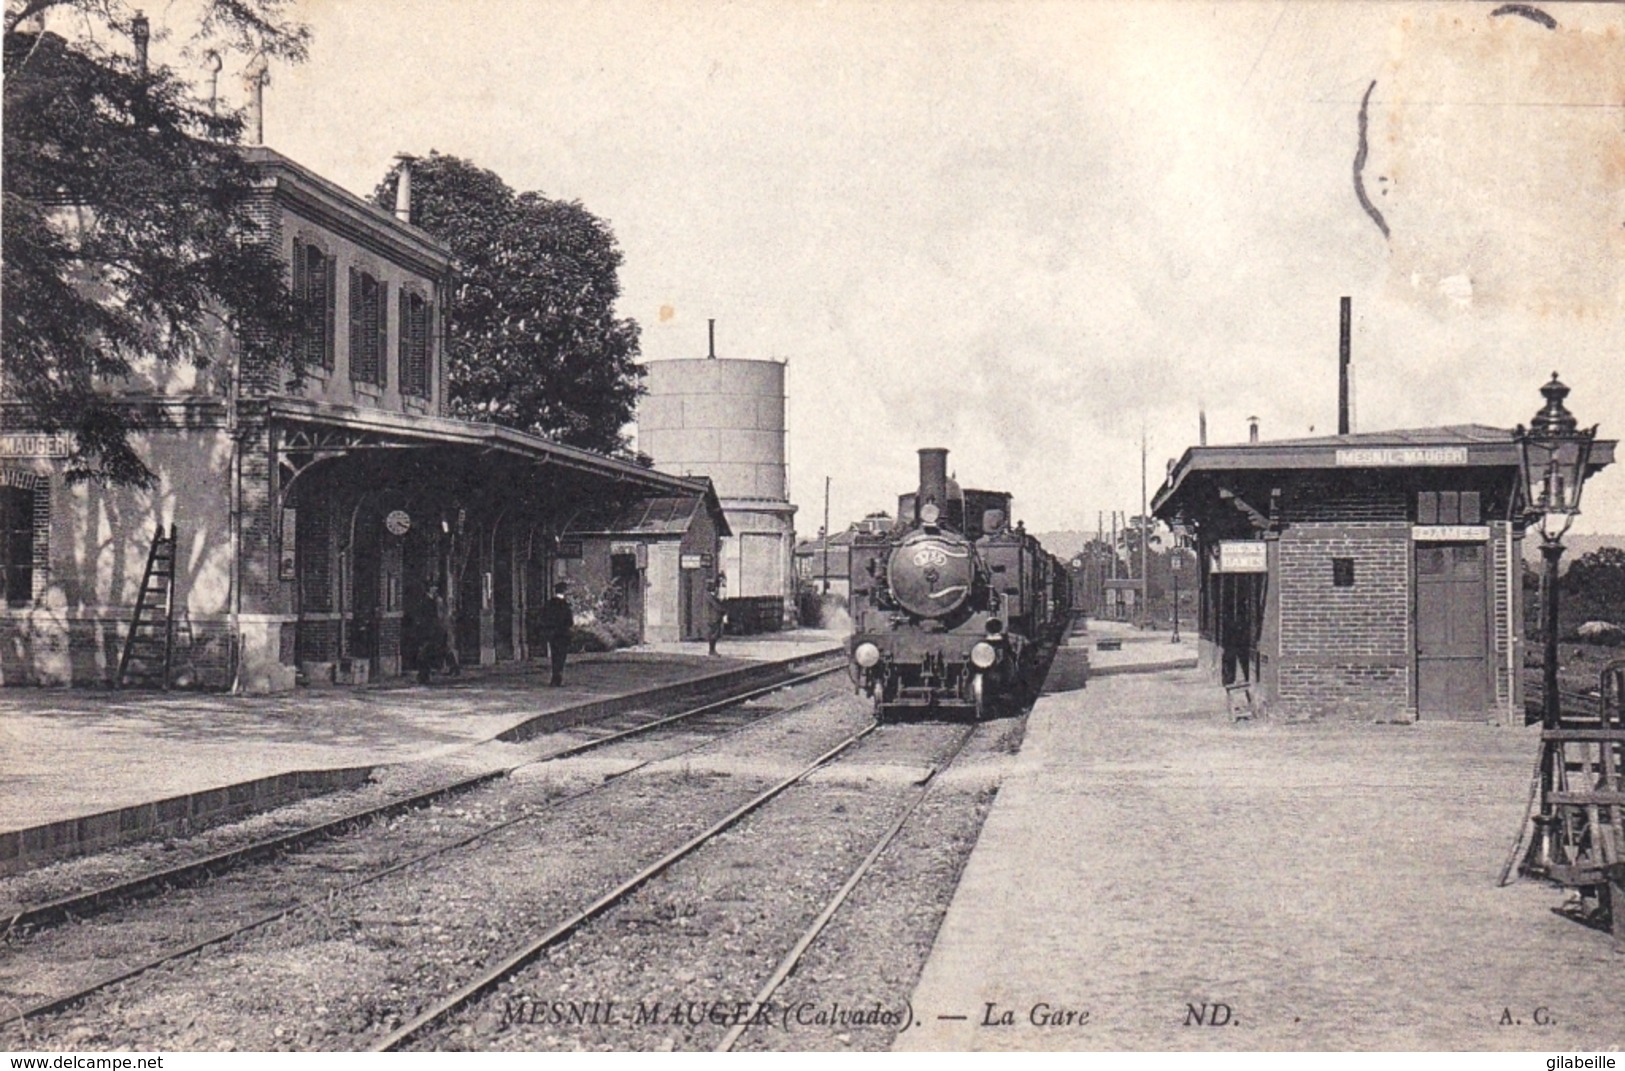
left=1031, top=531, right=1093, bottom=560
left=1525, top=533, right=1625, bottom=571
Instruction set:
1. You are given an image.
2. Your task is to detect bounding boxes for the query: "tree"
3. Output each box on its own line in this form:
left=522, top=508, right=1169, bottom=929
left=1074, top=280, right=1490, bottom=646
left=1563, top=546, right=1625, bottom=625
left=2, top=1, right=307, bottom=485
left=373, top=153, right=644, bottom=457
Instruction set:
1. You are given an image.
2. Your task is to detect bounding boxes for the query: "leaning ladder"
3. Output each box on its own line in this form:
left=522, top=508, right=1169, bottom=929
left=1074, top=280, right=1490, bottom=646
left=116, top=525, right=178, bottom=690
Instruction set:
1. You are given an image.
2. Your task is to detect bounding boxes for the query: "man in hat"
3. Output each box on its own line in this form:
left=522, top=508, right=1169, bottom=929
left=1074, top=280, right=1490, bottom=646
left=704, top=574, right=727, bottom=657
left=540, top=581, right=574, bottom=686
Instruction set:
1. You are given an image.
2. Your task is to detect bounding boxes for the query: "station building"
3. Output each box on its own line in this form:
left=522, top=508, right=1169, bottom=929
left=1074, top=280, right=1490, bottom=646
left=1152, top=424, right=1614, bottom=723
left=0, top=147, right=720, bottom=691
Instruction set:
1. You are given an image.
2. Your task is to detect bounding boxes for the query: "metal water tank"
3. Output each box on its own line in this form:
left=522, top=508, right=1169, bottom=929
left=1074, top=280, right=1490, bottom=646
left=638, top=358, right=787, bottom=501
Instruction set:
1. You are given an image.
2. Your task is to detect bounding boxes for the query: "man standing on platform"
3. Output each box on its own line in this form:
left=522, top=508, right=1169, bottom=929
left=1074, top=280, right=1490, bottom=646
left=705, top=575, right=726, bottom=657
left=540, top=581, right=574, bottom=686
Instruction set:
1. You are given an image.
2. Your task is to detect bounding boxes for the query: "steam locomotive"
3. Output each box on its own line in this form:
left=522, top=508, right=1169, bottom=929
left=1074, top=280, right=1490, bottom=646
left=846, top=448, right=1074, bottom=720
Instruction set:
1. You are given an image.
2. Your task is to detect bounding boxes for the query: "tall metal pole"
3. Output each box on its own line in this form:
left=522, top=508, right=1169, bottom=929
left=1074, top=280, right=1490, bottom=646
left=1140, top=430, right=1150, bottom=629
left=821, top=475, right=831, bottom=595
left=1541, top=535, right=1564, bottom=730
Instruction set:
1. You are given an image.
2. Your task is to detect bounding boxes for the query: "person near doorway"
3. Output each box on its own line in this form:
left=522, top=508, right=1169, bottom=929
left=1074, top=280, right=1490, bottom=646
left=705, top=577, right=726, bottom=657
left=412, top=583, right=439, bottom=684
left=434, top=582, right=461, bottom=678
left=540, top=581, right=574, bottom=686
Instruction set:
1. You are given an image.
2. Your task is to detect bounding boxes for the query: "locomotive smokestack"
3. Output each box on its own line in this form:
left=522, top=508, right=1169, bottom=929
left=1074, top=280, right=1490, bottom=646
left=918, top=447, right=949, bottom=519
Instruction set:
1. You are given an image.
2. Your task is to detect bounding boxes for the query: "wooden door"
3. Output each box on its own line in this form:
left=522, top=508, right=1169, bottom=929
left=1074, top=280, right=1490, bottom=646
left=1416, top=542, right=1489, bottom=718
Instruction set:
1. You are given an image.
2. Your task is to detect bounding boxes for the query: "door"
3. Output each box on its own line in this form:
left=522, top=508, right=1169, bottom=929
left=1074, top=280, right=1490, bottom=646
left=1416, top=542, right=1489, bottom=718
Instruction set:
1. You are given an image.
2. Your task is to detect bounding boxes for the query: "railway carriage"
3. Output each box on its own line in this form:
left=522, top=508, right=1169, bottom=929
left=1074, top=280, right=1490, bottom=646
left=846, top=448, right=1075, bottom=720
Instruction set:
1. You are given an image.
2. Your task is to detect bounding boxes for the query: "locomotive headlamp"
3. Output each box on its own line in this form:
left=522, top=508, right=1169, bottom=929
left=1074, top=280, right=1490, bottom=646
left=970, top=642, right=998, bottom=669
left=853, top=642, right=881, bottom=668
left=920, top=502, right=941, bottom=525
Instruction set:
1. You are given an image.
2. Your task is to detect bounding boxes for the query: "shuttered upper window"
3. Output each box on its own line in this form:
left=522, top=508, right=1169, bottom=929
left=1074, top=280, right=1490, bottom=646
left=348, top=268, right=388, bottom=387
left=398, top=290, right=430, bottom=398
left=1416, top=491, right=1482, bottom=525
left=291, top=242, right=335, bottom=370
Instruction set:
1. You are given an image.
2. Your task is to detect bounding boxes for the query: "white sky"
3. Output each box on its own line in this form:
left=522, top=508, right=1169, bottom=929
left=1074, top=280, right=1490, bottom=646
left=122, top=1, right=1625, bottom=533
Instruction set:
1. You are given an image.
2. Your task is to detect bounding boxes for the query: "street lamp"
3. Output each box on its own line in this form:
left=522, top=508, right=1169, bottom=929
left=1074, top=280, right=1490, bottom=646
left=1168, top=537, right=1193, bottom=644
left=1514, top=372, right=1597, bottom=730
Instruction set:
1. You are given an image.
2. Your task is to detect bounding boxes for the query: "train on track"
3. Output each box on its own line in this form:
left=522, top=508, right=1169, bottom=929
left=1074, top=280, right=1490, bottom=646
left=845, top=447, right=1075, bottom=721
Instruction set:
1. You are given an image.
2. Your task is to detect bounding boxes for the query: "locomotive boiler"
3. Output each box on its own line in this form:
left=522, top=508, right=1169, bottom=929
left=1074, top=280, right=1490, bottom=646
left=846, top=447, right=1074, bottom=720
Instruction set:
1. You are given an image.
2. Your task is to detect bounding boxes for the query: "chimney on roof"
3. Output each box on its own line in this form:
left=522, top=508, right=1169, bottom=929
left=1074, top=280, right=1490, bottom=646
left=393, top=154, right=416, bottom=223
left=1248, top=416, right=1260, bottom=443
left=131, top=11, right=149, bottom=76
left=242, top=52, right=269, bottom=145
left=707, top=319, right=716, bottom=359
left=1339, top=296, right=1353, bottom=435
left=1199, top=407, right=1207, bottom=446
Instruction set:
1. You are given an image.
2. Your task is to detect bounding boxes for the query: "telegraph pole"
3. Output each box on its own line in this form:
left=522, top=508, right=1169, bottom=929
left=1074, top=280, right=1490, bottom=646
left=1140, top=429, right=1150, bottom=630
left=821, top=475, right=831, bottom=594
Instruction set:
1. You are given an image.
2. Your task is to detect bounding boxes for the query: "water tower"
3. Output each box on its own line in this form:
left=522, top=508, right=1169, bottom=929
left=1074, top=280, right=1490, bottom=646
left=636, top=323, right=797, bottom=629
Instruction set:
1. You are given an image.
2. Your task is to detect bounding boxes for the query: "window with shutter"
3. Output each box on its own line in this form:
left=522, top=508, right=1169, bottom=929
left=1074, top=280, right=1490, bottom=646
left=323, top=254, right=336, bottom=369
left=398, top=289, right=409, bottom=392
left=348, top=266, right=363, bottom=380
left=0, top=486, right=36, bottom=607
left=351, top=271, right=387, bottom=385
left=375, top=280, right=388, bottom=387
left=409, top=293, right=430, bottom=397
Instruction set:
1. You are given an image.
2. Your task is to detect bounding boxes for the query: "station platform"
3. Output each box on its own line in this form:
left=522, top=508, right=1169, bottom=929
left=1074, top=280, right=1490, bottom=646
left=0, top=630, right=843, bottom=873
left=901, top=662, right=1622, bottom=1051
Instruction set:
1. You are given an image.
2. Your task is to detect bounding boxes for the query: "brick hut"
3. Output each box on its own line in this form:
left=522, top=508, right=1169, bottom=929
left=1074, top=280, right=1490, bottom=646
left=1152, top=425, right=1614, bottom=723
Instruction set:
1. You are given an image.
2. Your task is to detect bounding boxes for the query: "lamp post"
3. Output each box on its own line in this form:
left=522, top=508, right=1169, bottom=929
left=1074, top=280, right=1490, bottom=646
left=1169, top=541, right=1192, bottom=644
left=1514, top=373, right=1597, bottom=731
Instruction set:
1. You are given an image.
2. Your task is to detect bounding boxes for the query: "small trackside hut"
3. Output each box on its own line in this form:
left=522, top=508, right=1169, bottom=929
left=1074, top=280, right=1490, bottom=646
left=1152, top=425, right=1614, bottom=723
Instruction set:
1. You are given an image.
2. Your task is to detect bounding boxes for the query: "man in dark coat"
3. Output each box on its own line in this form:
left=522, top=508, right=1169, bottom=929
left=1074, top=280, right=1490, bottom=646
left=539, top=581, right=574, bottom=686
left=704, top=576, right=726, bottom=657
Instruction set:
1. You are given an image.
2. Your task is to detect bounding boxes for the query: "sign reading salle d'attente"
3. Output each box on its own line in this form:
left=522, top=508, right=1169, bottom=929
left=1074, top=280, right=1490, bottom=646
left=1335, top=447, right=1468, bottom=467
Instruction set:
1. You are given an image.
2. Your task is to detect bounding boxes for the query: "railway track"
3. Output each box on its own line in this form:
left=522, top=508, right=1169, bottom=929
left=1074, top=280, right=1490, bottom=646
left=3, top=658, right=844, bottom=936
left=384, top=719, right=986, bottom=1052
left=0, top=665, right=848, bottom=1033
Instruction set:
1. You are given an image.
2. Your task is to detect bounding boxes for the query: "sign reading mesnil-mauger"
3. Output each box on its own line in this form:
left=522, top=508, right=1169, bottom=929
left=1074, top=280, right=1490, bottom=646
left=1335, top=447, right=1469, bottom=467
left=0, top=432, right=71, bottom=458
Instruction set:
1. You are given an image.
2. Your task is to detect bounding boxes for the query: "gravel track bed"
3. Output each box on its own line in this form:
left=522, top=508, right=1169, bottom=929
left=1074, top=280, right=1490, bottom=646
left=0, top=672, right=837, bottom=913
left=4, top=692, right=868, bottom=1051
left=739, top=715, right=1026, bottom=1051
left=413, top=719, right=985, bottom=1052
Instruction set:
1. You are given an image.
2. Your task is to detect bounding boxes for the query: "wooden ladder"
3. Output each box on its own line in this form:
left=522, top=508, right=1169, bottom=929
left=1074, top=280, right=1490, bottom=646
left=116, top=525, right=178, bottom=690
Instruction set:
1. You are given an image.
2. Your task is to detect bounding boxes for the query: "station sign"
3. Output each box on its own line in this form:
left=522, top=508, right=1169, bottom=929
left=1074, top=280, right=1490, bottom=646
left=556, top=539, right=583, bottom=559
left=1335, top=447, right=1468, bottom=467
left=681, top=553, right=704, bottom=569
left=0, top=433, right=71, bottom=458
left=1412, top=525, right=1489, bottom=542
left=1216, top=541, right=1268, bottom=573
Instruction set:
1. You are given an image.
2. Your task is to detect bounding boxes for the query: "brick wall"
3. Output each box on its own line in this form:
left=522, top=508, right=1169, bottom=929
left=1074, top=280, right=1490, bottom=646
left=1275, top=523, right=1411, bottom=720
